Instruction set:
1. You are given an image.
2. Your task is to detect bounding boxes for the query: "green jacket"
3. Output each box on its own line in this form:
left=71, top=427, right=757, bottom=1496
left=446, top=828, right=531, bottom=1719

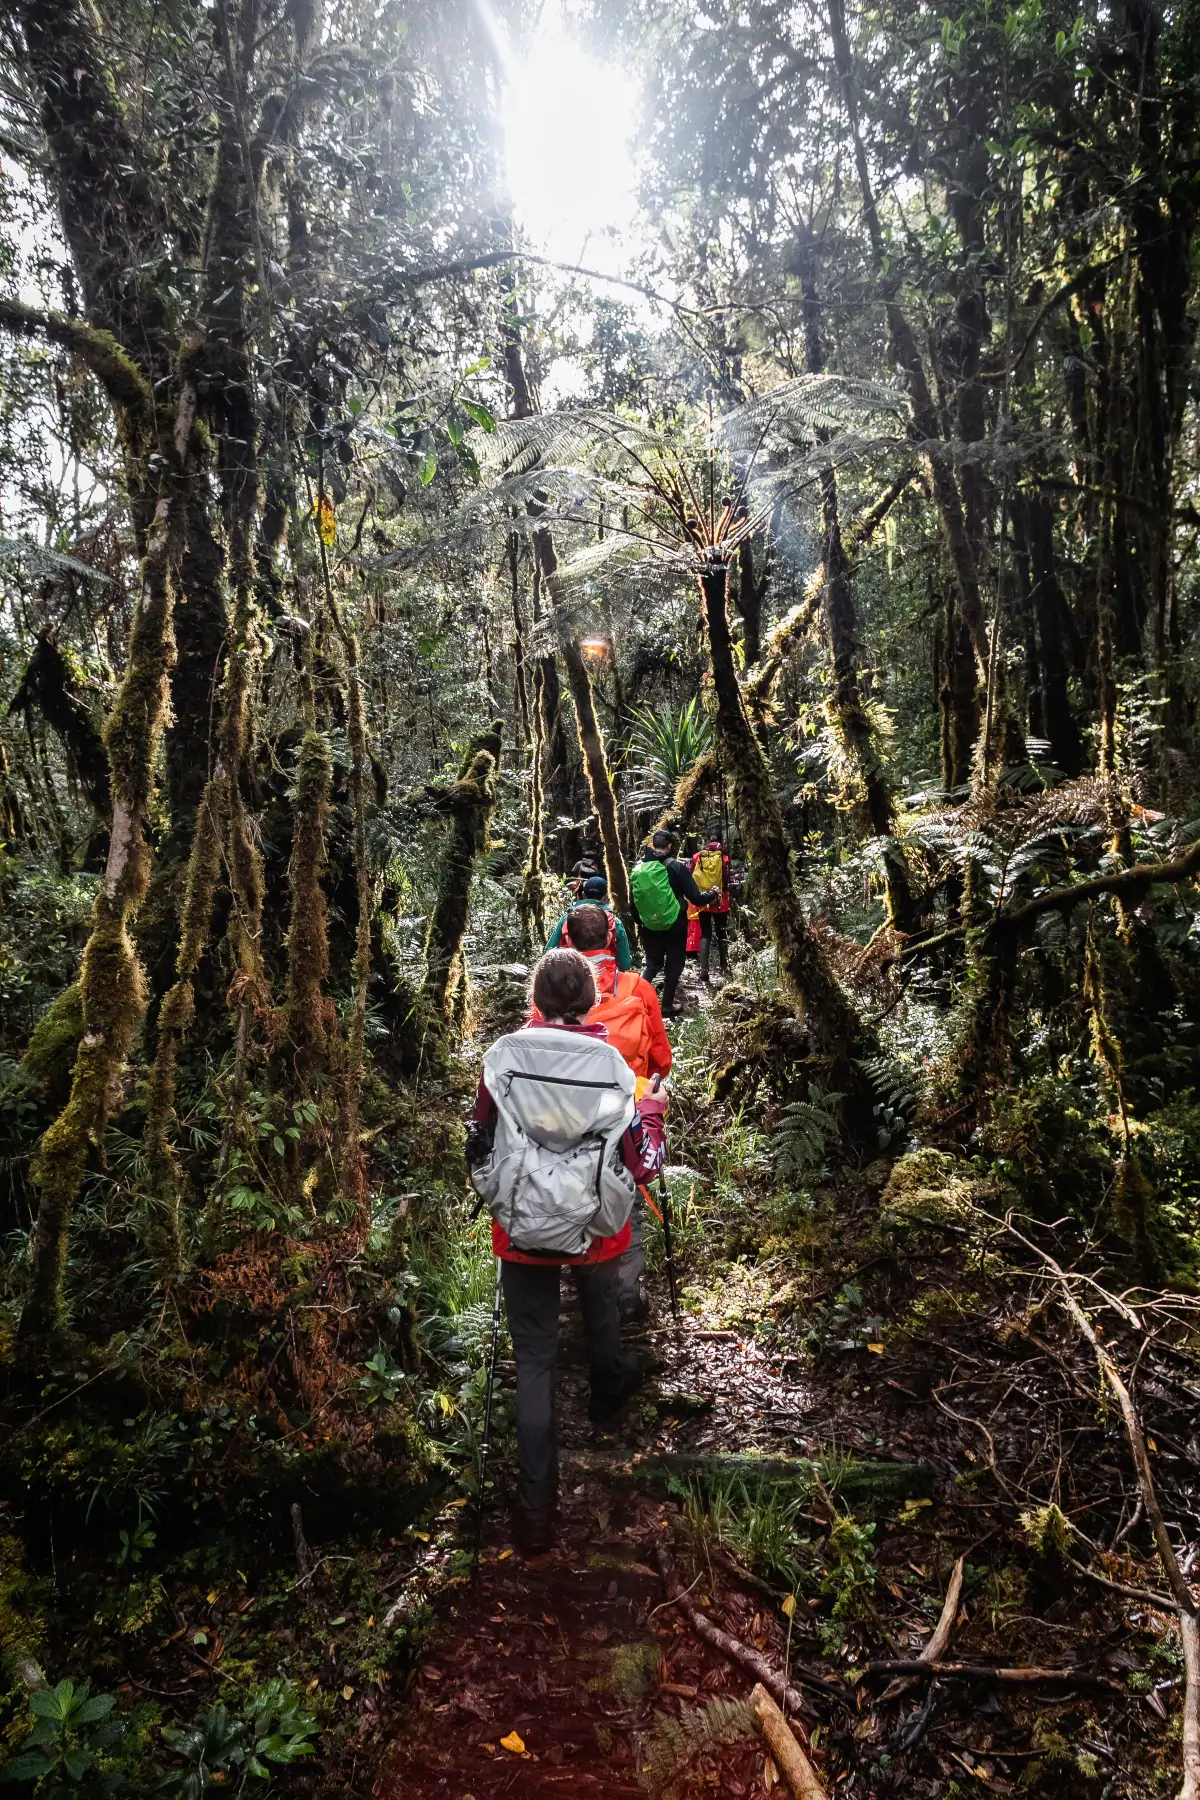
left=546, top=903, right=633, bottom=970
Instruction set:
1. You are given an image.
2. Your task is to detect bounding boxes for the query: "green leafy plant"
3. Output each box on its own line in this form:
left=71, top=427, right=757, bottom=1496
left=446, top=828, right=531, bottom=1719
left=359, top=1350, right=404, bottom=1406
left=817, top=1512, right=877, bottom=1648
left=0, top=1678, right=125, bottom=1797
left=114, top=1521, right=155, bottom=1568
left=624, top=698, right=712, bottom=810
left=160, top=1683, right=317, bottom=1800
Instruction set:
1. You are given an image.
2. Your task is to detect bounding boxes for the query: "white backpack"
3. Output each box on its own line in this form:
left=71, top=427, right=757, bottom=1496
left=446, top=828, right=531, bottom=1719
left=470, top=1027, right=637, bottom=1256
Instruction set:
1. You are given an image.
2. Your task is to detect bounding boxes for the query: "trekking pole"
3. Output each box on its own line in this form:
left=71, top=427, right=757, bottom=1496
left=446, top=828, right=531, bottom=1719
left=658, top=1170, right=679, bottom=1320
left=646, top=1075, right=679, bottom=1321
left=472, top=1257, right=504, bottom=1580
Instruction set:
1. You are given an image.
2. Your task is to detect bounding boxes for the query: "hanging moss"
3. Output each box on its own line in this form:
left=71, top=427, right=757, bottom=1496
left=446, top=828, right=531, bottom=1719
left=339, top=630, right=372, bottom=1228
left=141, top=774, right=227, bottom=1275
left=20, top=982, right=84, bottom=1095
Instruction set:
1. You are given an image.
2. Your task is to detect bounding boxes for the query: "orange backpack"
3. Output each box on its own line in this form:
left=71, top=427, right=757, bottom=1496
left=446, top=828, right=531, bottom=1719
left=586, top=964, right=652, bottom=1077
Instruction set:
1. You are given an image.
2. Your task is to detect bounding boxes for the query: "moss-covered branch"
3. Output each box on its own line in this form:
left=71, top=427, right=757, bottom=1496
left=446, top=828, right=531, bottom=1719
left=0, top=296, right=151, bottom=421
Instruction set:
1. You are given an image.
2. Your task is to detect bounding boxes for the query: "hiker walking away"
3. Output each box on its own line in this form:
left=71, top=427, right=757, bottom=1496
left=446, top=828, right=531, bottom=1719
left=541, top=903, right=672, bottom=1324
left=545, top=874, right=634, bottom=969
left=465, top=949, right=667, bottom=1554
left=568, top=851, right=602, bottom=896
left=630, top=828, right=718, bottom=1017
left=691, top=836, right=731, bottom=986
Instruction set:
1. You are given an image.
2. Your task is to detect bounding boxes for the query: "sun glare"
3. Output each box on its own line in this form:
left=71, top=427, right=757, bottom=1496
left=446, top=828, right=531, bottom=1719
left=499, top=6, right=638, bottom=269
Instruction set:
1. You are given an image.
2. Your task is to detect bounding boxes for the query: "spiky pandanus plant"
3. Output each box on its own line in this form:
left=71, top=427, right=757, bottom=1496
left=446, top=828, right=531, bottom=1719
left=479, top=381, right=903, bottom=1090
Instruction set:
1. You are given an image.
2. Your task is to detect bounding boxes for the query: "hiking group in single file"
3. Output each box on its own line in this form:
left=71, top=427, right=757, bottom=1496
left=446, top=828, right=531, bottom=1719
left=464, top=828, right=739, bottom=1554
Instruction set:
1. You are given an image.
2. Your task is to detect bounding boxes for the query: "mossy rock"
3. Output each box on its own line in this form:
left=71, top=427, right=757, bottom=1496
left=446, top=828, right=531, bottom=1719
left=587, top=1640, right=662, bottom=1703
left=879, top=1147, right=981, bottom=1226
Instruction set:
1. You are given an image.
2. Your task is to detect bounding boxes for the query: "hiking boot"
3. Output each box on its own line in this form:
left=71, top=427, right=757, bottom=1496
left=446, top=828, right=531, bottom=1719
left=588, top=1361, right=649, bottom=1425
left=512, top=1502, right=557, bottom=1555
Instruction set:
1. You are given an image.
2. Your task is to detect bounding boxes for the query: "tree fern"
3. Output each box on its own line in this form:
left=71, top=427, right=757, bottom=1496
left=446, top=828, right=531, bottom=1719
left=638, top=1696, right=755, bottom=1799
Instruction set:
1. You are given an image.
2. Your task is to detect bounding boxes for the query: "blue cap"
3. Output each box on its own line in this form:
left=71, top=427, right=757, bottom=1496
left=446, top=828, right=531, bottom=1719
left=581, top=876, right=609, bottom=900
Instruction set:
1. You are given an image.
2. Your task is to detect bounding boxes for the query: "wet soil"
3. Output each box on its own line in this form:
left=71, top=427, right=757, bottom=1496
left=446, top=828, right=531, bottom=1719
left=374, top=1316, right=813, bottom=1799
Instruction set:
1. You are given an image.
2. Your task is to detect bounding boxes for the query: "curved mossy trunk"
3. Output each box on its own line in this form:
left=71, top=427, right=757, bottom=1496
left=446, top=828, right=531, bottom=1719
left=653, top=746, right=719, bottom=841
left=421, top=724, right=503, bottom=1023
left=558, top=631, right=632, bottom=927
left=21, top=484, right=185, bottom=1337
left=697, top=563, right=872, bottom=1093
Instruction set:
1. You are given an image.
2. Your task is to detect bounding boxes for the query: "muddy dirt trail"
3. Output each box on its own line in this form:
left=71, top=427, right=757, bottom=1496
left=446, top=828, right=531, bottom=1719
left=373, top=1309, right=877, bottom=1798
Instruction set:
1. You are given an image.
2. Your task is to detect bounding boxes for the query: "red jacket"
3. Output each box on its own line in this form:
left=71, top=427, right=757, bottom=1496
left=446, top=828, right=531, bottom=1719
left=472, top=1020, right=665, bottom=1264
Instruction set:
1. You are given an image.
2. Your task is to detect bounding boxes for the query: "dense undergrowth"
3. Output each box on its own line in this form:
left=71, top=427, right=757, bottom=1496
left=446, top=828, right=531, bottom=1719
left=7, top=843, right=1200, bottom=1797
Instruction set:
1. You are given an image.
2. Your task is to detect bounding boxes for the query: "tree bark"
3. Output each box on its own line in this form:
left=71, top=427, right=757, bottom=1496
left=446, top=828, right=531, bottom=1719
left=698, top=562, right=870, bottom=1085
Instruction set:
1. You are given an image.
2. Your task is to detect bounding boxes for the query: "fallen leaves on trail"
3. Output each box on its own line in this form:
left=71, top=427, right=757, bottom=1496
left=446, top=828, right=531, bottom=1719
left=499, top=1730, right=525, bottom=1754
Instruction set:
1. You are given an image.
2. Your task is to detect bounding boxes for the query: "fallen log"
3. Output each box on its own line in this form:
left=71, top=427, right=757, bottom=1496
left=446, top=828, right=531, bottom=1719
left=565, top=1446, right=936, bottom=1505
left=864, top=1659, right=1117, bottom=1688
left=653, top=1539, right=817, bottom=1718
left=749, top=1682, right=827, bottom=1800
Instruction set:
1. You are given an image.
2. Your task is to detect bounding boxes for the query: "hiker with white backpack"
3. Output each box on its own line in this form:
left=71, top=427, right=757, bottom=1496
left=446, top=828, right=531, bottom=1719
left=464, top=948, right=667, bottom=1554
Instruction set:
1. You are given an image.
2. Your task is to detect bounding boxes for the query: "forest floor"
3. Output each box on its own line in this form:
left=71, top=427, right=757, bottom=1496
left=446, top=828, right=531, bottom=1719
left=4, top=977, right=1194, bottom=1800
left=372, top=983, right=1189, bottom=1799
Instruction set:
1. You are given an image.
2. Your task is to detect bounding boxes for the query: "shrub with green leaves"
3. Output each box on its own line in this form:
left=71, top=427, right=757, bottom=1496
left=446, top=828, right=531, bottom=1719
left=0, top=1679, right=124, bottom=1798
left=159, top=1682, right=317, bottom=1800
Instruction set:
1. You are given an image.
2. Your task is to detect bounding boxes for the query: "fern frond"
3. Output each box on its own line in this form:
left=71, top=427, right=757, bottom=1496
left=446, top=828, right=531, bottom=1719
left=0, top=537, right=115, bottom=585
left=638, top=1696, right=755, bottom=1799
left=721, top=373, right=903, bottom=450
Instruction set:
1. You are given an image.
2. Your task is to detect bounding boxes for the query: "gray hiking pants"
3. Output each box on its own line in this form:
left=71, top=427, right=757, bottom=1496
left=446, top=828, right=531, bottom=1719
left=500, top=1257, right=625, bottom=1512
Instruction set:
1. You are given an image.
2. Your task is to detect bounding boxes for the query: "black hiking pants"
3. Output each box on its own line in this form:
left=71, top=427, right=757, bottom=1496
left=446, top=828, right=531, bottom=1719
left=500, top=1258, right=625, bottom=1514
left=641, top=921, right=688, bottom=1013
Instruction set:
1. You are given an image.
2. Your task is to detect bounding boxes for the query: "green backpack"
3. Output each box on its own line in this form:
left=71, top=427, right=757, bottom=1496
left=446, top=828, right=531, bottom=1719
left=631, top=857, right=681, bottom=931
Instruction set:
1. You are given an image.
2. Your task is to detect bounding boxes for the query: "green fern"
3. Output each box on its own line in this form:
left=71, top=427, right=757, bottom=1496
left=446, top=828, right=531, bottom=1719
left=637, top=1695, right=755, bottom=1799
left=772, top=1091, right=841, bottom=1181
left=858, top=1054, right=921, bottom=1150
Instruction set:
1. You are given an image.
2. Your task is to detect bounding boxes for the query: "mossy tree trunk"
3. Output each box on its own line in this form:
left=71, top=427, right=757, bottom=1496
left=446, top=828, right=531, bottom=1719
left=799, top=245, right=913, bottom=930
left=537, top=534, right=632, bottom=927
left=21, top=462, right=191, bottom=1336
left=519, top=664, right=550, bottom=955
left=421, top=724, right=503, bottom=1022
left=697, top=562, right=871, bottom=1088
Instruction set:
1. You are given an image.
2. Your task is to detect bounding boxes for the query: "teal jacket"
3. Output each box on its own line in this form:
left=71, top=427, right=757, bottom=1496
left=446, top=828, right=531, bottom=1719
left=546, top=903, right=633, bottom=970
